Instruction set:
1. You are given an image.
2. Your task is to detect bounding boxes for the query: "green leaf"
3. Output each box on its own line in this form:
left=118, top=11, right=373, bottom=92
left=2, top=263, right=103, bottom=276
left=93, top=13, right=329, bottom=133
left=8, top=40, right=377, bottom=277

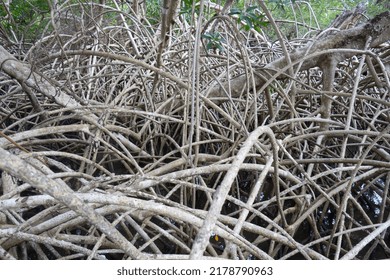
left=202, top=33, right=213, bottom=40
left=246, top=5, right=259, bottom=13
left=228, top=8, right=241, bottom=15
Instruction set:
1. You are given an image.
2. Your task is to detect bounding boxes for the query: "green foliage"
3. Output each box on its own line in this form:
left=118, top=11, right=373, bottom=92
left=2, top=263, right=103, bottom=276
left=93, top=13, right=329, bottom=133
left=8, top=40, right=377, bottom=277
left=181, top=0, right=201, bottom=15
left=265, top=0, right=389, bottom=29
left=268, top=0, right=296, bottom=10
left=0, top=0, right=50, bottom=42
left=229, top=5, right=269, bottom=32
left=1, top=0, right=386, bottom=44
left=145, top=0, right=161, bottom=25
left=202, top=32, right=225, bottom=52
left=366, top=0, right=390, bottom=18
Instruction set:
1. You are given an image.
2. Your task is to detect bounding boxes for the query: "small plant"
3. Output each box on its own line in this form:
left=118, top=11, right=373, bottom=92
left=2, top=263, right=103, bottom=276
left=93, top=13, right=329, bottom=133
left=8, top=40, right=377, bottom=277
left=202, top=32, right=225, bottom=52
left=229, top=5, right=269, bottom=32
